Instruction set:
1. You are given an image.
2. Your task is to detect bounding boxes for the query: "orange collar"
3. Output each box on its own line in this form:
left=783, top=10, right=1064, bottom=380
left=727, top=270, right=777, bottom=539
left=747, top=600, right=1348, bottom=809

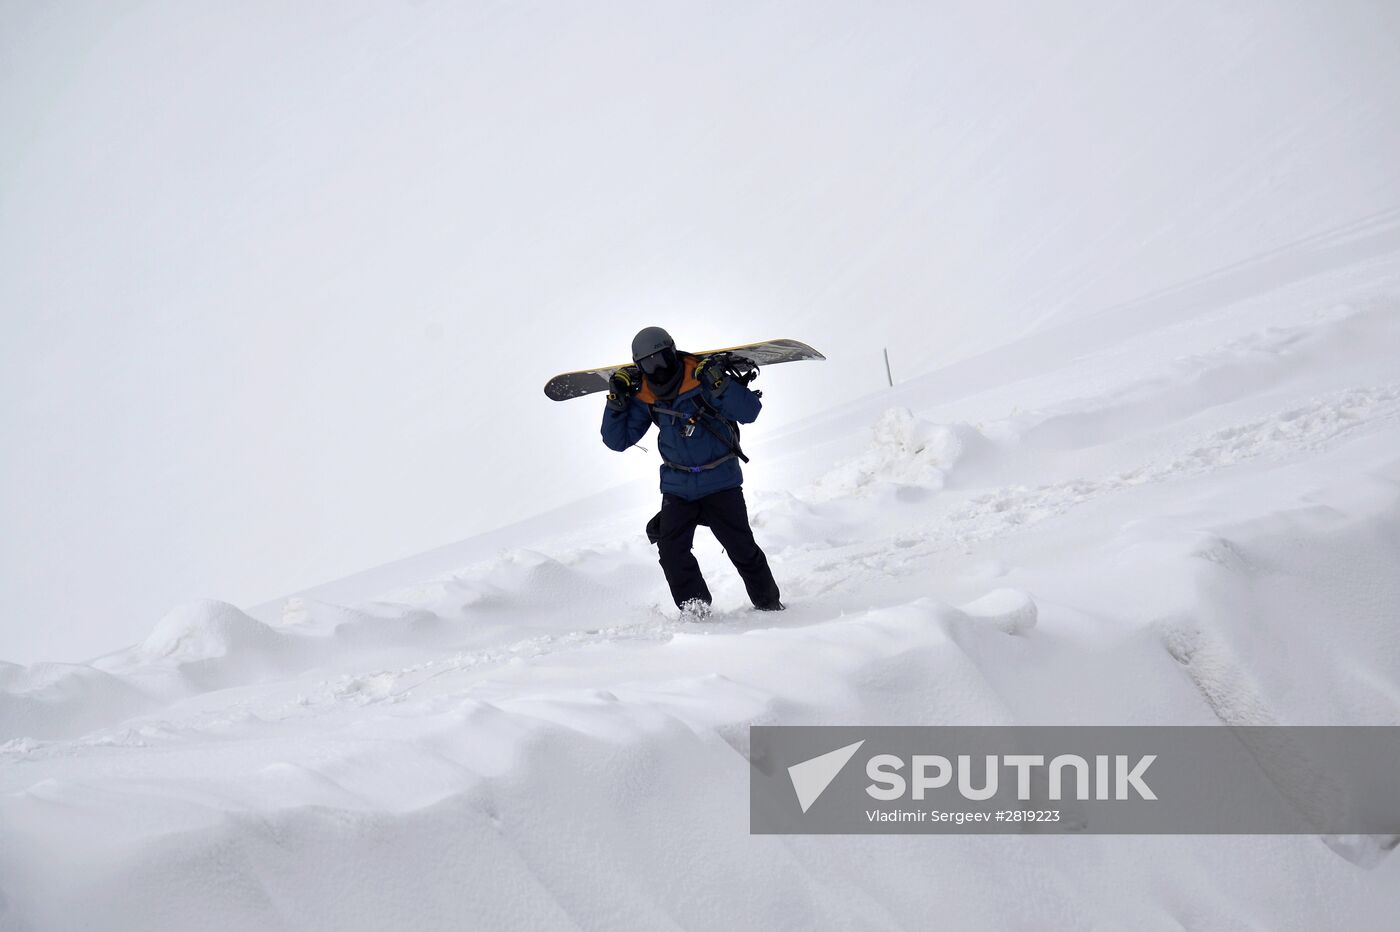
left=636, top=354, right=701, bottom=405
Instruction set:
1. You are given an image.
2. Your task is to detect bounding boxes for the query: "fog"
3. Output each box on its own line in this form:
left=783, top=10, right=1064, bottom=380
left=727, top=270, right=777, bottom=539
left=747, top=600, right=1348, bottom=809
left=3, top=0, right=1397, bottom=663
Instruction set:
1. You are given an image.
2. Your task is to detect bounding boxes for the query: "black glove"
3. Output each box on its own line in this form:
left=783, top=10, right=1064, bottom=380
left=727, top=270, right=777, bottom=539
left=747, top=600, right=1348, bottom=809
left=606, top=367, right=638, bottom=411
left=693, top=356, right=728, bottom=395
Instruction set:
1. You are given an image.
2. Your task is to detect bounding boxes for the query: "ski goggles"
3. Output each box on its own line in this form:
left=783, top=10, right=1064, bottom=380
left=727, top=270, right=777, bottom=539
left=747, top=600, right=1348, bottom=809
left=636, top=347, right=678, bottom=378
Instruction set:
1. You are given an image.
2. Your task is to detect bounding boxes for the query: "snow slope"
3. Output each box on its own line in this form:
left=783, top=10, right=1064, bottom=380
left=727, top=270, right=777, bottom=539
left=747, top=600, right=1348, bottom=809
left=3, top=212, right=1400, bottom=928
left=6, top=0, right=1400, bottom=666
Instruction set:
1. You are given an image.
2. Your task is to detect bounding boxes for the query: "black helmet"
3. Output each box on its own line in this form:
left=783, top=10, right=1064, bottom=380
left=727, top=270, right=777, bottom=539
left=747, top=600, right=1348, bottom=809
left=631, top=326, right=682, bottom=394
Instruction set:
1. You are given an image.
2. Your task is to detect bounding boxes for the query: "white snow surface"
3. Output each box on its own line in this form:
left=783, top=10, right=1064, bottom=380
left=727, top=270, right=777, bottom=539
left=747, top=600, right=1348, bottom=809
left=3, top=216, right=1400, bottom=927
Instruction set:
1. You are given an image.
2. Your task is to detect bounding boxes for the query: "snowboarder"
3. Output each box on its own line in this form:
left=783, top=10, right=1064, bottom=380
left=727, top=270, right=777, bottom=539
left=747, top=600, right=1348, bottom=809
left=601, top=326, right=784, bottom=618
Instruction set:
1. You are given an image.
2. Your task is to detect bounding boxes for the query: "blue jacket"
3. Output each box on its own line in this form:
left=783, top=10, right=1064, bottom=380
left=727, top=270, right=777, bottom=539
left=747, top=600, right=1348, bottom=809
left=601, top=354, right=762, bottom=500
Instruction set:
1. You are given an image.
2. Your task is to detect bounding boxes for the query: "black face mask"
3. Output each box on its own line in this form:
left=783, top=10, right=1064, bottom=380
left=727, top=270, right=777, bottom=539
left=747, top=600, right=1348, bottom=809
left=637, top=347, right=680, bottom=389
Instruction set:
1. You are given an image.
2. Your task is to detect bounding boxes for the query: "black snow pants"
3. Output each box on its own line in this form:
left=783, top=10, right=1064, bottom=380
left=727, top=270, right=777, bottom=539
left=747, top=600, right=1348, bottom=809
left=656, top=486, right=781, bottom=609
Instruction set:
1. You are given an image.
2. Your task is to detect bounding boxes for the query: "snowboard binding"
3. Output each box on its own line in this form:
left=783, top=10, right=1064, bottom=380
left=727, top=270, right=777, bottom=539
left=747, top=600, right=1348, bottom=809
left=697, top=352, right=762, bottom=395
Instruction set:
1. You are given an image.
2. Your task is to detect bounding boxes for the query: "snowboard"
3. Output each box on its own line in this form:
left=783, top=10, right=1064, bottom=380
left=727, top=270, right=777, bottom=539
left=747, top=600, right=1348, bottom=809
left=543, top=338, right=825, bottom=401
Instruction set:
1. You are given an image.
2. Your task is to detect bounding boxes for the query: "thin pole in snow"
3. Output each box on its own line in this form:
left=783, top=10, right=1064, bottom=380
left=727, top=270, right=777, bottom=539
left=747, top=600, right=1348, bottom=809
left=883, top=347, right=894, bottom=387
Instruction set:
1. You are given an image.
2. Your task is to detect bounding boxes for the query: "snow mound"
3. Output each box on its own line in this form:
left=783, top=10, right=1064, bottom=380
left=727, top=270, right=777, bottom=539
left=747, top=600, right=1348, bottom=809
left=956, top=588, right=1039, bottom=636
left=809, top=408, right=989, bottom=501
left=131, top=599, right=304, bottom=690
left=277, top=597, right=441, bottom=646
left=140, top=599, right=281, bottom=662
left=0, top=662, right=156, bottom=741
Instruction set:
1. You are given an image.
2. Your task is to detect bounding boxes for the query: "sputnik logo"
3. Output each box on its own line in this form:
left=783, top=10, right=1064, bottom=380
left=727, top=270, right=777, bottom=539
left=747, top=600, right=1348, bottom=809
left=788, top=740, right=865, bottom=813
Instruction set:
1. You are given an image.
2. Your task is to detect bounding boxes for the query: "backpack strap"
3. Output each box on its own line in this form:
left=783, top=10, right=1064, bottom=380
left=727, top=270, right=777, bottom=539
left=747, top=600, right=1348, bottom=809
left=661, top=452, right=738, bottom=474
left=647, top=396, right=751, bottom=465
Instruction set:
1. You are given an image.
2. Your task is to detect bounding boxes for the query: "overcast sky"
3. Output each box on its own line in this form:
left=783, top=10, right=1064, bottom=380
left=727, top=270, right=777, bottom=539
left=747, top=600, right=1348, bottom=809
left=3, top=0, right=1398, bottom=664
